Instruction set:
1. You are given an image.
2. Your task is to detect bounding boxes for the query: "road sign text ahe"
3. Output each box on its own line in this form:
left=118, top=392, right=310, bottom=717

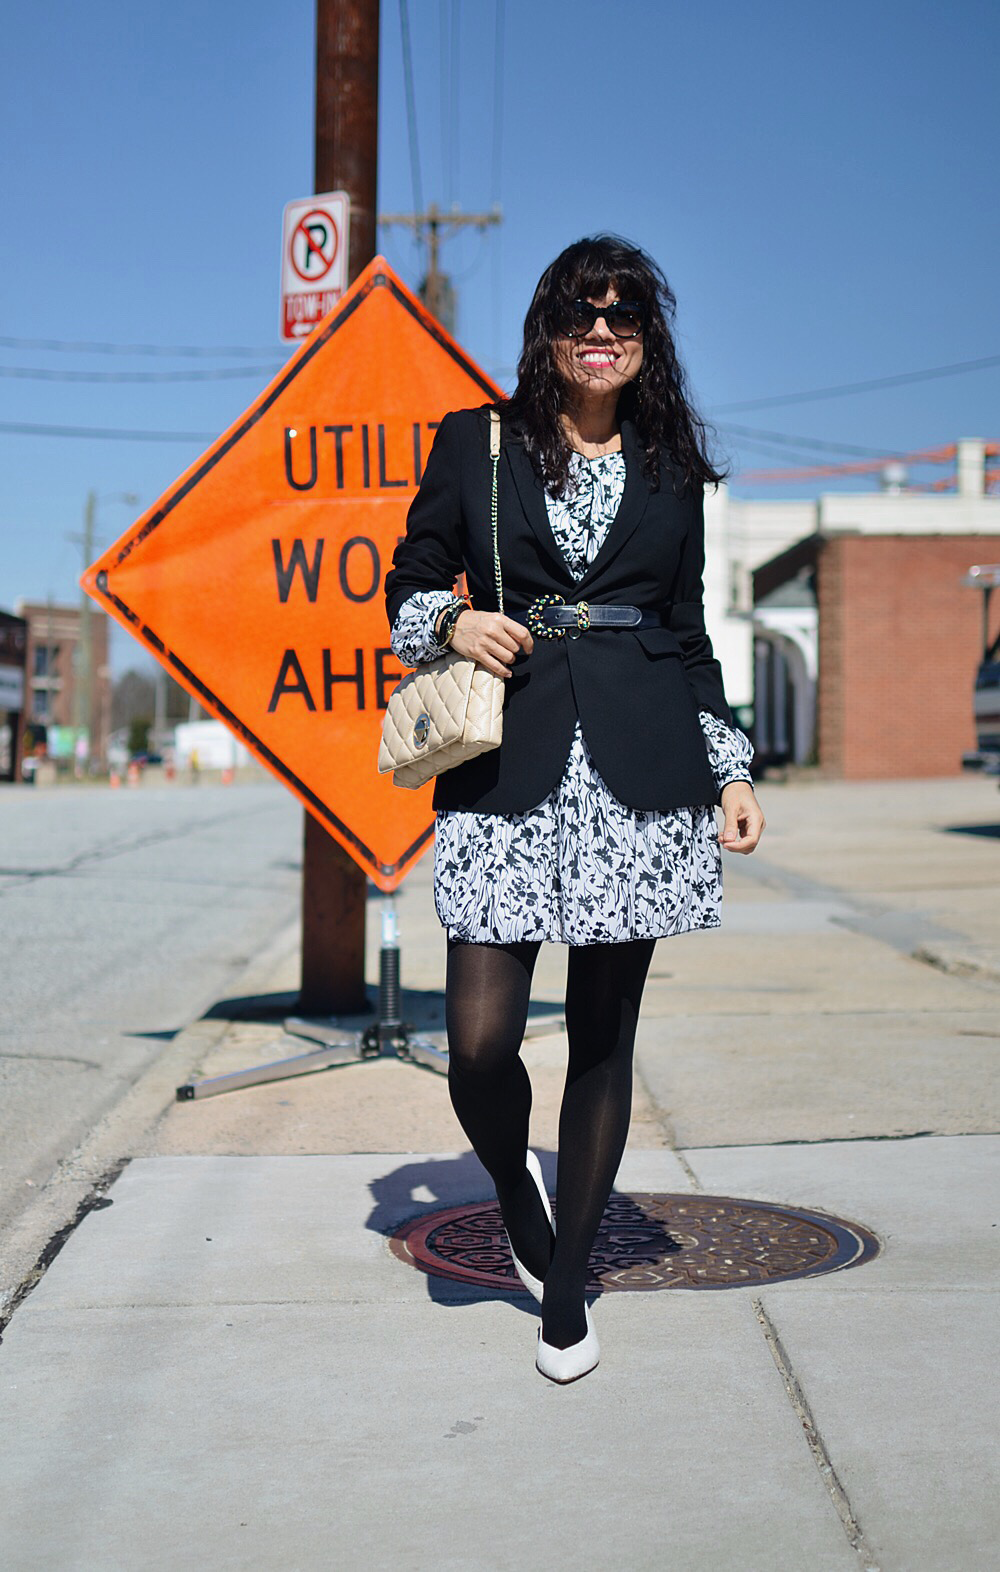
left=83, top=258, right=501, bottom=889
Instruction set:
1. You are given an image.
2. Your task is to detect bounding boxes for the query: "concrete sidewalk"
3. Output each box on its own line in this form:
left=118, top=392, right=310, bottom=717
left=2, top=774, right=999, bottom=1570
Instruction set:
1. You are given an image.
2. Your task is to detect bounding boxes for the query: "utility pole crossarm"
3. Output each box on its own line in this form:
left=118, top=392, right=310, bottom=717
left=379, top=204, right=502, bottom=232
left=378, top=205, right=502, bottom=334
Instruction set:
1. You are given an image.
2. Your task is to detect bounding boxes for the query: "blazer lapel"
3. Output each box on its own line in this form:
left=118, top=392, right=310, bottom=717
left=574, top=419, right=651, bottom=592
left=504, top=437, right=576, bottom=586
left=504, top=418, right=652, bottom=593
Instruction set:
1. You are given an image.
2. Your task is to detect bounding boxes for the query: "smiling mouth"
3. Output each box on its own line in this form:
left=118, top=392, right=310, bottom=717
left=578, top=351, right=619, bottom=367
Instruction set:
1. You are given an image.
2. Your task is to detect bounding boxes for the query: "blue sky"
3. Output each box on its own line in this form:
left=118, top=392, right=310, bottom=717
left=1, top=0, right=996, bottom=672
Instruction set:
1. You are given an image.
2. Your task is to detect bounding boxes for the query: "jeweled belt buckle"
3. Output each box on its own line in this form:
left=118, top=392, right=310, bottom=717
left=571, top=601, right=591, bottom=639
left=526, top=594, right=567, bottom=639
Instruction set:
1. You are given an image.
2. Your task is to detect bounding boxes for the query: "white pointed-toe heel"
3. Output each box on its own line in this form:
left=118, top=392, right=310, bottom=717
left=505, top=1149, right=555, bottom=1304
left=536, top=1303, right=600, bottom=1384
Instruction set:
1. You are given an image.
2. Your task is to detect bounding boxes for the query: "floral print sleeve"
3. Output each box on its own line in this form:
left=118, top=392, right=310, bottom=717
left=698, top=710, right=755, bottom=795
left=389, top=588, right=458, bottom=668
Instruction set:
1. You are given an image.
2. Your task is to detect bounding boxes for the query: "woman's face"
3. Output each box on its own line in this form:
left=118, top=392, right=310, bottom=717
left=551, top=284, right=644, bottom=404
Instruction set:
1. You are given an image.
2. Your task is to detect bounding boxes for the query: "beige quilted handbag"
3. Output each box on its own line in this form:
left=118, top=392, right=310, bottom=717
left=378, top=409, right=505, bottom=791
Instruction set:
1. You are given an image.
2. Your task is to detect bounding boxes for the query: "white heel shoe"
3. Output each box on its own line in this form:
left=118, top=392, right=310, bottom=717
left=505, top=1150, right=555, bottom=1304
left=536, top=1304, right=600, bottom=1384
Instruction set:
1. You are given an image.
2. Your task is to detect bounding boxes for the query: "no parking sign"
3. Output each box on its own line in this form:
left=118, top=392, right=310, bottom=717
left=280, top=190, right=350, bottom=341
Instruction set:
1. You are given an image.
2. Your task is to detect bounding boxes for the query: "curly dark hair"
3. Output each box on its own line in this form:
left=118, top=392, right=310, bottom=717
left=502, top=233, right=729, bottom=497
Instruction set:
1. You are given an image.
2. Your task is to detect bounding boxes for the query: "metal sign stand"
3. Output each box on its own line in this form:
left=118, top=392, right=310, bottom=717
left=175, top=892, right=449, bottom=1100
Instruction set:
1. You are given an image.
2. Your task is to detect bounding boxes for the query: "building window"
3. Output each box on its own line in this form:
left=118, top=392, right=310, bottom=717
left=33, top=645, right=55, bottom=677
left=33, top=688, right=50, bottom=720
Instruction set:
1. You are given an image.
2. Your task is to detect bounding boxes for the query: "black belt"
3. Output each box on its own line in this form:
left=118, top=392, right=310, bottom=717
left=513, top=595, right=669, bottom=639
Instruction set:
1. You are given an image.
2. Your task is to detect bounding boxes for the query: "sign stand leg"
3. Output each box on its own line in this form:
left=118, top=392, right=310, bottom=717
left=175, top=891, right=448, bottom=1100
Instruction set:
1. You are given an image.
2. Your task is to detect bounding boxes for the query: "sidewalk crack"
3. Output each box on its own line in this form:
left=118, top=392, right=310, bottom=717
left=752, top=1296, right=881, bottom=1571
left=631, top=1056, right=702, bottom=1190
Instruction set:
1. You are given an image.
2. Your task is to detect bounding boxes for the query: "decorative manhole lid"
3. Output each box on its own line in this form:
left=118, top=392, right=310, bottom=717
left=389, top=1191, right=880, bottom=1292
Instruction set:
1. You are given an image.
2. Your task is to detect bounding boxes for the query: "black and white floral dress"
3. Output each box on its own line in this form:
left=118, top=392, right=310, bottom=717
left=390, top=450, right=755, bottom=946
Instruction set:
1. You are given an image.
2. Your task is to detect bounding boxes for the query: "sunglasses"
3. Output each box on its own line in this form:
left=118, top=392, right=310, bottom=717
left=556, top=298, right=645, bottom=340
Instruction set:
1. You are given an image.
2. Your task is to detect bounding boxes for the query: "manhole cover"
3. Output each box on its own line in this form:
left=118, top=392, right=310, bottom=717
left=389, top=1191, right=879, bottom=1291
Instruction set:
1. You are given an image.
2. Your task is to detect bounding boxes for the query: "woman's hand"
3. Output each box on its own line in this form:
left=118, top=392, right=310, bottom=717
left=718, top=781, right=766, bottom=854
left=447, top=610, right=534, bottom=678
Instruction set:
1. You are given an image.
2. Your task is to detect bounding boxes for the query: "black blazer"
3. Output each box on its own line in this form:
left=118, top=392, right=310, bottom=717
left=384, top=404, right=737, bottom=815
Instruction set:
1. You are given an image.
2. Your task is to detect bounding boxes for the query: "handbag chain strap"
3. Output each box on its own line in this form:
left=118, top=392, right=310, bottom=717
left=489, top=408, right=503, bottom=616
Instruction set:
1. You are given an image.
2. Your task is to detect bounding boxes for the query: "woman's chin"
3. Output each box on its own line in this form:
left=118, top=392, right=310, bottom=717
left=571, top=370, right=625, bottom=395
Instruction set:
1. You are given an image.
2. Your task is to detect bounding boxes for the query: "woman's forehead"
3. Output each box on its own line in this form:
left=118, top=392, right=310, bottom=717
left=568, top=275, right=640, bottom=304
left=560, top=276, right=614, bottom=303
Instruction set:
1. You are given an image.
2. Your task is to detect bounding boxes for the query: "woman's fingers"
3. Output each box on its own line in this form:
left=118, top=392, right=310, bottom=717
left=737, top=806, right=765, bottom=852
left=488, top=631, right=523, bottom=660
left=449, top=610, right=532, bottom=674
left=501, top=615, right=534, bottom=655
left=479, top=654, right=515, bottom=678
left=719, top=788, right=766, bottom=854
left=479, top=614, right=531, bottom=659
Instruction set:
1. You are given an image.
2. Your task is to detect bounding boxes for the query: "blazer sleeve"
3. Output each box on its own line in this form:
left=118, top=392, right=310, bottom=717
left=384, top=411, right=465, bottom=629
left=668, top=478, right=735, bottom=728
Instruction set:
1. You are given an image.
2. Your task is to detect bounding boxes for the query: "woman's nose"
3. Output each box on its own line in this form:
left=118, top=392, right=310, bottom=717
left=587, top=316, right=615, bottom=341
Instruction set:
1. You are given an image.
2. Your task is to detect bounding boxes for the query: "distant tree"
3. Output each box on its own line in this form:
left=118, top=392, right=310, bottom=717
left=127, top=718, right=151, bottom=757
left=112, top=669, right=156, bottom=731
left=112, top=667, right=194, bottom=729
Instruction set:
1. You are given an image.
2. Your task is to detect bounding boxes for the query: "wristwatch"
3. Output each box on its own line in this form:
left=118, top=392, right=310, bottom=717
left=437, top=597, right=470, bottom=649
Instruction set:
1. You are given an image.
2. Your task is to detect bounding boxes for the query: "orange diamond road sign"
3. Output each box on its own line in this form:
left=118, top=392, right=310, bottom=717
left=82, top=257, right=501, bottom=891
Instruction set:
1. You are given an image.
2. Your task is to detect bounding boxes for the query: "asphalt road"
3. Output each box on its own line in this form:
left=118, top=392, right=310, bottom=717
left=0, top=781, right=302, bottom=1237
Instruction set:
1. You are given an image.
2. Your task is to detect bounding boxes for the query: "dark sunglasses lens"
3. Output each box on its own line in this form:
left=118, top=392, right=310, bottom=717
left=607, top=306, right=643, bottom=337
left=557, top=300, right=595, bottom=336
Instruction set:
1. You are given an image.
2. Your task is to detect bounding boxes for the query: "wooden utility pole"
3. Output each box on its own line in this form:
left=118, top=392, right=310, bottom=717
left=71, top=491, right=97, bottom=750
left=380, top=204, right=501, bottom=335
left=300, top=0, right=380, bottom=1016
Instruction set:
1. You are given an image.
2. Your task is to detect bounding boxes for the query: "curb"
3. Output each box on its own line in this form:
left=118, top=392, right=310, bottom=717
left=913, top=940, right=1000, bottom=986
left=0, top=918, right=300, bottom=1328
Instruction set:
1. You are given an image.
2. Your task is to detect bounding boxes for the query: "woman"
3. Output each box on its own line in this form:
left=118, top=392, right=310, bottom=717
left=384, top=234, right=765, bottom=1383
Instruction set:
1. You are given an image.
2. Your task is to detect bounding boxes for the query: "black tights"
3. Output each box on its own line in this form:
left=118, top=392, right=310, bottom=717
left=445, top=935, right=656, bottom=1349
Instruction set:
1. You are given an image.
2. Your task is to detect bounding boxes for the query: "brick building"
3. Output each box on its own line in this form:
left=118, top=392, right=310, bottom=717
left=14, top=600, right=112, bottom=769
left=0, top=610, right=28, bottom=782
left=727, top=437, right=1000, bottom=779
left=753, top=533, right=999, bottom=778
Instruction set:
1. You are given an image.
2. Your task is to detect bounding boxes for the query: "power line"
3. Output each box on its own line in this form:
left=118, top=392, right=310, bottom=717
left=0, top=363, right=284, bottom=383
left=0, top=420, right=215, bottom=442
left=735, top=440, right=998, bottom=485
left=398, top=0, right=424, bottom=218
left=449, top=0, right=460, bottom=203
left=725, top=435, right=879, bottom=468
left=490, top=0, right=505, bottom=363
left=491, top=0, right=505, bottom=203
left=439, top=0, right=449, bottom=201
left=712, top=351, right=1000, bottom=413
left=0, top=334, right=281, bottom=357
left=718, top=423, right=913, bottom=458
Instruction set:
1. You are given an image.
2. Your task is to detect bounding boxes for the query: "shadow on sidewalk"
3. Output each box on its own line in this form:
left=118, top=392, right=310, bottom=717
left=943, top=820, right=1000, bottom=839
left=198, top=985, right=563, bottom=1034
left=365, top=1152, right=678, bottom=1315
